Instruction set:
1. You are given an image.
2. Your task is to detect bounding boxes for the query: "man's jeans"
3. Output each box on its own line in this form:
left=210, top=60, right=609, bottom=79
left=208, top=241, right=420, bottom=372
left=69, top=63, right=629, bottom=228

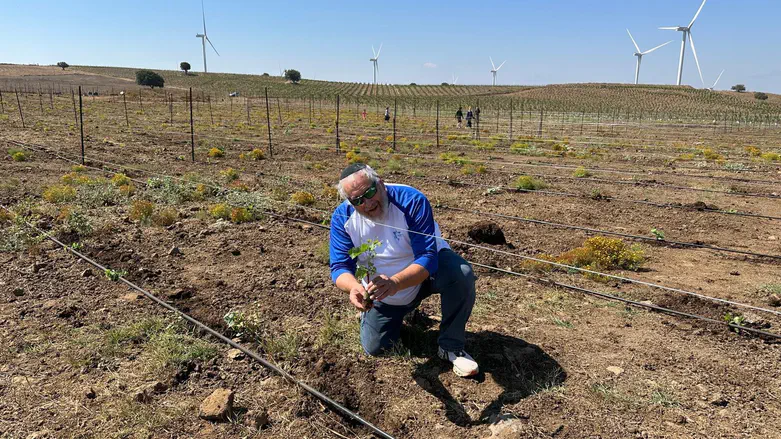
left=360, top=249, right=476, bottom=355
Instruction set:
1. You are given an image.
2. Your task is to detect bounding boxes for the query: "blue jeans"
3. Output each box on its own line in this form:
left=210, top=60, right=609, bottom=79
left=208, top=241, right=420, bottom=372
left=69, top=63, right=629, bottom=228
left=360, top=249, right=476, bottom=355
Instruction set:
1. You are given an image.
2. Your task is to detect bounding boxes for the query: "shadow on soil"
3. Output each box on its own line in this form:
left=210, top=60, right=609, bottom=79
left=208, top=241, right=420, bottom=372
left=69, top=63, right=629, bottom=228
left=404, top=313, right=566, bottom=427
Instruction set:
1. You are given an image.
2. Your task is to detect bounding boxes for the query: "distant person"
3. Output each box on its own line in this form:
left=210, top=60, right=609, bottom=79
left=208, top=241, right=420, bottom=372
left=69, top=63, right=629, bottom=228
left=384, top=106, right=391, bottom=122
left=362, top=109, right=367, bottom=120
left=455, top=107, right=463, bottom=129
left=466, top=107, right=473, bottom=128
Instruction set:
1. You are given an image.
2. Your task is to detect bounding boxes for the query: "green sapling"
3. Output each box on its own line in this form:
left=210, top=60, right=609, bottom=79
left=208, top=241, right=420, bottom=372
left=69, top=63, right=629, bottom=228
left=349, top=239, right=382, bottom=307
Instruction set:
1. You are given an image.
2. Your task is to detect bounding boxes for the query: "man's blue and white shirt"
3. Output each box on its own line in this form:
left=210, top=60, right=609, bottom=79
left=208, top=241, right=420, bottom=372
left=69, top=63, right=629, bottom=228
left=329, top=184, right=450, bottom=306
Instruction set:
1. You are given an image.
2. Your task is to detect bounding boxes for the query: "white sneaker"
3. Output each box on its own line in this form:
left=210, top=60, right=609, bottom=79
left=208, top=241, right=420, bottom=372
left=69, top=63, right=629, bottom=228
left=438, top=347, right=479, bottom=377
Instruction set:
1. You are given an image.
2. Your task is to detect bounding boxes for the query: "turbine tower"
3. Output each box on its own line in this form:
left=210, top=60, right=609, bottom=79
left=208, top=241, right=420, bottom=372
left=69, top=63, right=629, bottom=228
left=659, top=0, right=707, bottom=86
left=627, top=29, right=672, bottom=85
left=490, top=57, right=506, bottom=86
left=708, top=69, right=725, bottom=91
left=195, top=0, right=219, bottom=73
left=369, top=44, right=382, bottom=85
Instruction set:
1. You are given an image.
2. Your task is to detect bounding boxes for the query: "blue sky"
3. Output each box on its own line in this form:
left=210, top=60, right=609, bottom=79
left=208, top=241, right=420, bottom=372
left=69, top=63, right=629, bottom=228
left=3, top=0, right=780, bottom=92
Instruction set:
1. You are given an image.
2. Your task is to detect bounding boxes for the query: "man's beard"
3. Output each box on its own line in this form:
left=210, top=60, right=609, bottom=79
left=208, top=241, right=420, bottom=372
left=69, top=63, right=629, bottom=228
left=359, top=193, right=389, bottom=221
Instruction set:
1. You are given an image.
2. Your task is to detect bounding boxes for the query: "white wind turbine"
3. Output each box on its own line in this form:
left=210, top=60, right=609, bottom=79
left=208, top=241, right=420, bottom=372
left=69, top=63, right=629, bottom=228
left=195, top=0, right=219, bottom=73
left=627, top=29, right=672, bottom=85
left=369, top=44, right=382, bottom=85
left=490, top=57, right=506, bottom=86
left=708, top=69, right=725, bottom=91
left=452, top=73, right=459, bottom=85
left=659, top=0, right=707, bottom=86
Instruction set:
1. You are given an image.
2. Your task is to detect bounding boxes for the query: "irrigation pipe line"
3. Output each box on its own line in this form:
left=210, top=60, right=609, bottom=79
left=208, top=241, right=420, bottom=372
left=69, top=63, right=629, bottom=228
left=0, top=205, right=395, bottom=439
left=14, top=140, right=781, bottom=319
left=438, top=205, right=781, bottom=261
left=418, top=176, right=781, bottom=221
left=253, top=169, right=781, bottom=259
left=515, top=160, right=781, bottom=186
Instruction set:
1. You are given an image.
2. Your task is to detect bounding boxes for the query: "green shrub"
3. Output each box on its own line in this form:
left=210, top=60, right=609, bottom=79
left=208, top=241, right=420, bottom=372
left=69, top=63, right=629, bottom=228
left=43, top=185, right=77, bottom=203
left=291, top=191, right=315, bottom=206
left=129, top=200, right=155, bottom=224
left=110, top=173, right=131, bottom=187
left=573, top=167, right=591, bottom=178
left=210, top=203, right=231, bottom=220
left=514, top=176, right=547, bottom=191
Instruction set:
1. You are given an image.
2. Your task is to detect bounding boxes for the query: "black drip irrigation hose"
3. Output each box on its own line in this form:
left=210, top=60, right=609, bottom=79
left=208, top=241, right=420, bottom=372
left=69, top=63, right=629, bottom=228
left=250, top=169, right=781, bottom=260
left=422, top=176, right=781, bottom=221
left=226, top=210, right=781, bottom=342
left=14, top=139, right=781, bottom=318
left=439, top=205, right=781, bottom=261
left=0, top=206, right=395, bottom=439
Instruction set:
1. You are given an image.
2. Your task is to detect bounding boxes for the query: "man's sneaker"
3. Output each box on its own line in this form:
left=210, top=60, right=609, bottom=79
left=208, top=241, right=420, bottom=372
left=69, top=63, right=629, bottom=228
left=438, top=347, right=479, bottom=377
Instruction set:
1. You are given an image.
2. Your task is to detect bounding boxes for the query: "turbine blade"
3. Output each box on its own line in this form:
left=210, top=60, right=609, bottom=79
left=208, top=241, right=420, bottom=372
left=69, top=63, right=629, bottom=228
left=658, top=27, right=679, bottom=30
left=490, top=56, right=496, bottom=70
left=496, top=60, right=506, bottom=70
left=688, top=32, right=704, bottom=87
left=375, top=43, right=382, bottom=59
left=642, top=40, right=673, bottom=55
left=206, top=36, right=219, bottom=56
left=201, top=0, right=207, bottom=34
left=689, top=0, right=707, bottom=29
left=712, top=69, right=725, bottom=89
left=372, top=45, right=376, bottom=58
left=627, top=29, right=641, bottom=53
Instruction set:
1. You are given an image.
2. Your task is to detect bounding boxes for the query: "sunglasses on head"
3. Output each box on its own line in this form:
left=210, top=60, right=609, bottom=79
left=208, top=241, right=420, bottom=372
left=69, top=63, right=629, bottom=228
left=349, top=181, right=378, bottom=206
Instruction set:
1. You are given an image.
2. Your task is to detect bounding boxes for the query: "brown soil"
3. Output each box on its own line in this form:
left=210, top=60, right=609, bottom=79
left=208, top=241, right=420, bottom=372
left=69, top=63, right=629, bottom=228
left=2, top=68, right=781, bottom=438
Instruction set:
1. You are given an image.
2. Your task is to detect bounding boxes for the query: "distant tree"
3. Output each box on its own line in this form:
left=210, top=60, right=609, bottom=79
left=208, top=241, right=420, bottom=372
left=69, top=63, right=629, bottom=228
left=441, top=82, right=449, bottom=86
left=180, top=62, right=191, bottom=75
left=754, top=91, right=768, bottom=100
left=135, top=70, right=165, bottom=88
left=262, top=73, right=270, bottom=77
left=57, top=62, right=69, bottom=70
left=410, top=82, right=417, bottom=86
left=284, top=69, right=301, bottom=83
left=731, top=84, right=746, bottom=93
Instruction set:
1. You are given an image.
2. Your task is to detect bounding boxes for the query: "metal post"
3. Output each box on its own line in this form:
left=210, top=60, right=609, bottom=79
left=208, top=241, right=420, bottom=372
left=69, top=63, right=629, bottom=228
left=476, top=98, right=480, bottom=141
left=38, top=88, right=44, bottom=115
left=0, top=90, right=4, bottom=114
left=246, top=96, right=252, bottom=125
left=119, top=91, right=131, bottom=128
left=78, top=86, right=84, bottom=165
left=208, top=95, right=214, bottom=125
left=580, top=111, right=584, bottom=135
left=392, top=99, right=397, bottom=150
left=49, top=90, right=53, bottom=110
left=264, top=87, right=273, bottom=158
left=15, top=89, right=25, bottom=128
left=436, top=100, right=440, bottom=148
left=509, top=99, right=513, bottom=140
left=169, top=94, right=173, bottom=124
left=336, top=94, right=341, bottom=153
left=189, top=87, right=195, bottom=162
left=538, top=108, right=544, bottom=137
left=309, top=96, right=312, bottom=126
left=276, top=97, right=282, bottom=126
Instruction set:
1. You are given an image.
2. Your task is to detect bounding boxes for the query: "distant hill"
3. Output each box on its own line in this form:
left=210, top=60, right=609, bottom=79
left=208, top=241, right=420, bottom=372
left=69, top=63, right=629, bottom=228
left=2, top=64, right=778, bottom=117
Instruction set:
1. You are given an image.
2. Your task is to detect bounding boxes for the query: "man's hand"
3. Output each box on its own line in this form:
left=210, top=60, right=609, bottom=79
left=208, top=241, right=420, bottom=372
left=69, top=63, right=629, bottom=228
left=367, top=274, right=400, bottom=302
left=349, top=285, right=372, bottom=311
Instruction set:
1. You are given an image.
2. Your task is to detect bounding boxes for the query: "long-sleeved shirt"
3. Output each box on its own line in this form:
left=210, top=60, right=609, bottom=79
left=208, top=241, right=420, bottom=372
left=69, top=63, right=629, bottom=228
left=329, top=184, right=450, bottom=306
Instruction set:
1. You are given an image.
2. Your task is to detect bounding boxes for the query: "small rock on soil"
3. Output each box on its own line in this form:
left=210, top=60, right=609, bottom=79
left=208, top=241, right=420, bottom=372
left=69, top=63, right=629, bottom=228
left=199, top=388, right=235, bottom=422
